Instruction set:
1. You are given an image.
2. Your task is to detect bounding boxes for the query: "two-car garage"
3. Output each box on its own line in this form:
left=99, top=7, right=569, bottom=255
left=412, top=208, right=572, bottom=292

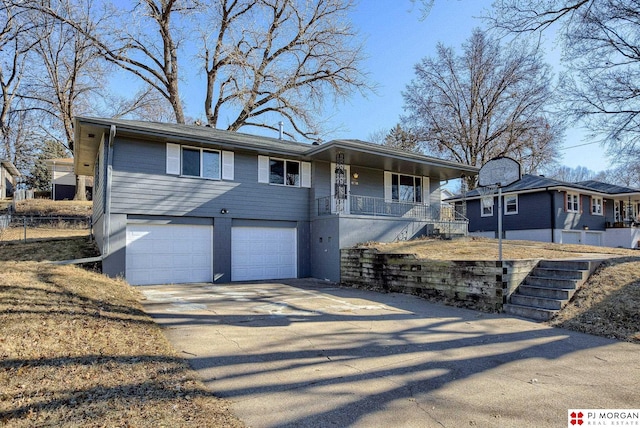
left=125, top=223, right=297, bottom=286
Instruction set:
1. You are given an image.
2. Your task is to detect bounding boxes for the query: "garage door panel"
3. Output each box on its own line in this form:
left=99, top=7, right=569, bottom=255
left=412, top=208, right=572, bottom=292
left=126, top=224, right=213, bottom=285
left=231, top=227, right=297, bottom=281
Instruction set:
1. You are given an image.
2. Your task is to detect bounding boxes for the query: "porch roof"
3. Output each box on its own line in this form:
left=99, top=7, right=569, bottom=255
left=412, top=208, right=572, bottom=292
left=306, top=139, right=478, bottom=180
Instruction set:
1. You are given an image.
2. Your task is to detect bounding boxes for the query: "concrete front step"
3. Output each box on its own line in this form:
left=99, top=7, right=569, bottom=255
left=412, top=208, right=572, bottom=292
left=532, top=267, right=587, bottom=280
left=503, top=303, right=557, bottom=321
left=510, top=294, right=565, bottom=310
left=505, top=259, right=602, bottom=322
left=518, top=285, right=575, bottom=300
left=525, top=276, right=581, bottom=288
left=538, top=260, right=594, bottom=271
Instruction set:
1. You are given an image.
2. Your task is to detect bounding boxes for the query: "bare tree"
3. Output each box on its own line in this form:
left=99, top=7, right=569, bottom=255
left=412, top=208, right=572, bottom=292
left=489, top=1, right=640, bottom=156
left=547, top=165, right=606, bottom=183
left=21, top=1, right=108, bottom=200
left=19, top=0, right=195, bottom=124
left=199, top=0, right=370, bottom=140
left=0, top=2, right=38, bottom=169
left=401, top=28, right=562, bottom=188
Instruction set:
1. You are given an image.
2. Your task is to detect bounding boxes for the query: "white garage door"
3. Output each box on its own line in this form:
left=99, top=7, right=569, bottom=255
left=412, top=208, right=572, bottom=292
left=126, top=224, right=213, bottom=285
left=232, top=227, right=297, bottom=281
left=562, top=230, right=581, bottom=245
left=584, top=231, right=603, bottom=246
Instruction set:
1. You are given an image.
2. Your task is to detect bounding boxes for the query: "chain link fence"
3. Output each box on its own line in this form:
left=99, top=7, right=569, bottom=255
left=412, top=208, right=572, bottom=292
left=0, top=214, right=92, bottom=243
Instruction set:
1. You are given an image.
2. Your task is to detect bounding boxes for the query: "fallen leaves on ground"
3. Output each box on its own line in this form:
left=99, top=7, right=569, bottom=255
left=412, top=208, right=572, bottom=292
left=0, top=262, right=244, bottom=427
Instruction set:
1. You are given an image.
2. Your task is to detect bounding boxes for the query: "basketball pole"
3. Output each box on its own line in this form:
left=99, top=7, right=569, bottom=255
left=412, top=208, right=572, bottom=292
left=498, top=186, right=503, bottom=261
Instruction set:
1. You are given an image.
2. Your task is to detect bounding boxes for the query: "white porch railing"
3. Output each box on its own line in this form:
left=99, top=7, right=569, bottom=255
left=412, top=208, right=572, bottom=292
left=317, top=195, right=467, bottom=222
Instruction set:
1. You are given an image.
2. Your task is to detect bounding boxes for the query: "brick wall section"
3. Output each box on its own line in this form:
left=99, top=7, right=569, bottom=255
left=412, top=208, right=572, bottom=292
left=341, top=248, right=539, bottom=312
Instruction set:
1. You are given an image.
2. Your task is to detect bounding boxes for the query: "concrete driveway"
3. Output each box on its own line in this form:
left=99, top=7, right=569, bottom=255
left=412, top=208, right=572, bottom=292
left=138, top=279, right=639, bottom=428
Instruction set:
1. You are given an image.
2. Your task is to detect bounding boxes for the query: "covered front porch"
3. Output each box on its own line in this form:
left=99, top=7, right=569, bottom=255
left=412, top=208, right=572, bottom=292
left=603, top=196, right=640, bottom=248
left=316, top=195, right=468, bottom=239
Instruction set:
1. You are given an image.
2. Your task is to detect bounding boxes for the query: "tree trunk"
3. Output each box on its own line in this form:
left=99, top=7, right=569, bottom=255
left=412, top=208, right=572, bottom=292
left=74, top=174, right=87, bottom=201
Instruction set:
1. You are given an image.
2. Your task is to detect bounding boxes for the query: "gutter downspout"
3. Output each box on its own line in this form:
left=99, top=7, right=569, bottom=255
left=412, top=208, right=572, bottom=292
left=104, top=125, right=116, bottom=256
left=549, top=188, right=556, bottom=243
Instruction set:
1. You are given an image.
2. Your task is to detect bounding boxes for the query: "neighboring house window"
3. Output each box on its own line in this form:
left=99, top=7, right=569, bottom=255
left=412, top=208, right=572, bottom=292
left=166, top=143, right=234, bottom=180
left=566, top=192, right=580, bottom=213
left=258, top=155, right=311, bottom=188
left=591, top=196, right=603, bottom=215
left=481, top=198, right=493, bottom=217
left=504, top=194, right=518, bottom=215
left=391, top=173, right=422, bottom=203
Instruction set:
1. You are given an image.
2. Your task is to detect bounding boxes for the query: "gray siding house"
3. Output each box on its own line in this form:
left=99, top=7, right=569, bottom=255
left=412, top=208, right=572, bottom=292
left=449, top=174, right=640, bottom=249
left=74, top=117, right=477, bottom=285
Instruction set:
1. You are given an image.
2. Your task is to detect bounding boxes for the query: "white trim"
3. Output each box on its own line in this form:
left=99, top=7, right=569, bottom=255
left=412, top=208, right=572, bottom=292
left=258, top=155, right=269, bottom=183
left=481, top=199, right=494, bottom=217
left=301, top=162, right=311, bottom=188
left=567, top=192, right=580, bottom=213
left=504, top=194, right=518, bottom=215
left=222, top=151, right=234, bottom=180
left=166, top=143, right=180, bottom=175
left=591, top=196, right=603, bottom=216
left=181, top=146, right=221, bottom=179
left=422, top=176, right=430, bottom=206
left=384, top=171, right=392, bottom=201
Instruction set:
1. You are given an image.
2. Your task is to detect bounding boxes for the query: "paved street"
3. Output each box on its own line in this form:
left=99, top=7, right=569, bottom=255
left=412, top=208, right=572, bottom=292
left=138, top=279, right=640, bottom=428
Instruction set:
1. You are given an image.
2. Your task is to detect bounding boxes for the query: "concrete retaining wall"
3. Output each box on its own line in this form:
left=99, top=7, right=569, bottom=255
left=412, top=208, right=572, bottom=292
left=341, top=248, right=539, bottom=312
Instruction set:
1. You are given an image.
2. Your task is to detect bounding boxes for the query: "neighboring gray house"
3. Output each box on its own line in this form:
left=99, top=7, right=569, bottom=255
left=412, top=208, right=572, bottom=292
left=448, top=174, right=640, bottom=249
left=0, top=160, right=19, bottom=199
left=73, top=117, right=477, bottom=285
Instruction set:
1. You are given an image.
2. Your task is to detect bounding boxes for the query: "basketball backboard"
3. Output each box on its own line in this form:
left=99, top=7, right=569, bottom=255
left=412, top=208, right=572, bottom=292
left=478, top=157, right=521, bottom=187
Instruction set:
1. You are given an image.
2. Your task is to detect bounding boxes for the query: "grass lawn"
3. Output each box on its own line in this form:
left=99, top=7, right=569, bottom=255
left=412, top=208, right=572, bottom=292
left=13, top=199, right=93, bottom=217
left=0, top=231, right=244, bottom=427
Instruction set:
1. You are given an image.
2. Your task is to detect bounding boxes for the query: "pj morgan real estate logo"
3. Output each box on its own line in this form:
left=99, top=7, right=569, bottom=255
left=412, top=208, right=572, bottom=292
left=568, top=409, right=640, bottom=426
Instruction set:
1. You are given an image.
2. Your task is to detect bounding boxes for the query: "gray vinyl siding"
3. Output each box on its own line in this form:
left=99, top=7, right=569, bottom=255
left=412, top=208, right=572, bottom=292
left=92, top=137, right=106, bottom=252
left=109, top=138, right=309, bottom=222
left=349, top=166, right=384, bottom=199
left=556, top=191, right=607, bottom=231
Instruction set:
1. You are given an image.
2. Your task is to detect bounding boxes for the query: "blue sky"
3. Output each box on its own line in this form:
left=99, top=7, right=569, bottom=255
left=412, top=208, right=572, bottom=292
left=164, top=0, right=609, bottom=173
left=329, top=0, right=609, bottom=173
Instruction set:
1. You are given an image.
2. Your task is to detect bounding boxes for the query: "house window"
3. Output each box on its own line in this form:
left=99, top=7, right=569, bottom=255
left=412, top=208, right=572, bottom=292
left=181, top=147, right=220, bottom=179
left=481, top=199, right=493, bottom=217
left=504, top=194, right=518, bottom=215
left=269, top=159, right=300, bottom=186
left=591, top=197, right=603, bottom=215
left=391, top=173, right=422, bottom=203
left=566, top=192, right=580, bottom=213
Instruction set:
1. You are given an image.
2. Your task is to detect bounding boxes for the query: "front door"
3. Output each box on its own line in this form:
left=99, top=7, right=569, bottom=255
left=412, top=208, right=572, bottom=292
left=330, top=162, right=350, bottom=214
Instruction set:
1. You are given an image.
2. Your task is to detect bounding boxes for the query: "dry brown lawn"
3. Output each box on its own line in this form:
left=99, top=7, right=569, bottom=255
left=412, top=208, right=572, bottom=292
left=369, top=236, right=640, bottom=260
left=0, top=237, right=244, bottom=427
left=13, top=199, right=92, bottom=217
left=368, top=237, right=640, bottom=344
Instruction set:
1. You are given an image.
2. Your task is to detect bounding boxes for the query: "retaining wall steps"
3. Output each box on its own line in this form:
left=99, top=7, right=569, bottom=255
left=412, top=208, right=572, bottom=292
left=503, top=259, right=601, bottom=321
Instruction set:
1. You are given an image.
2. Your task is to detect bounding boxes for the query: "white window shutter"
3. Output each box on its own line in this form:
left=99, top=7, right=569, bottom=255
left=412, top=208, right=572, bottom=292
left=222, top=151, right=234, bottom=180
left=258, top=155, right=269, bottom=183
left=384, top=171, right=392, bottom=201
left=422, top=176, right=430, bottom=205
left=301, top=162, right=311, bottom=188
left=166, top=143, right=180, bottom=175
